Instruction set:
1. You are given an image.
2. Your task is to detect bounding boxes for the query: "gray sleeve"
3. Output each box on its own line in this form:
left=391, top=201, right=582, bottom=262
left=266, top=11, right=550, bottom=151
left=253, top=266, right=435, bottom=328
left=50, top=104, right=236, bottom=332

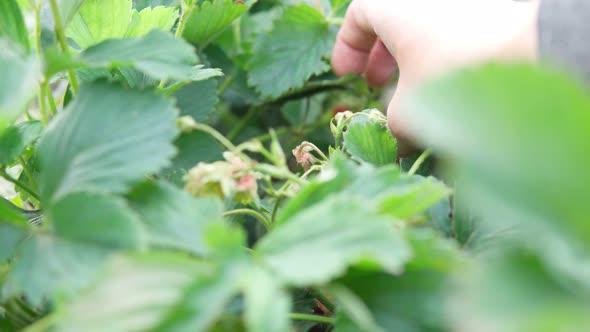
left=538, top=0, right=590, bottom=82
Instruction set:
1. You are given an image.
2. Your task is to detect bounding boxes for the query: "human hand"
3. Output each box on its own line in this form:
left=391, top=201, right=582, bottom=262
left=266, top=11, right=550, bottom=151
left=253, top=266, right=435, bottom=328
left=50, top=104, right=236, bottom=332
left=332, top=0, right=540, bottom=156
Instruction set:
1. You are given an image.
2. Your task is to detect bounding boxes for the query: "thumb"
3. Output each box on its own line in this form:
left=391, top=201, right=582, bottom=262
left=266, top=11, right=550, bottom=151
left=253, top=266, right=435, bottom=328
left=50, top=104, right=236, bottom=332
left=387, top=75, right=418, bottom=158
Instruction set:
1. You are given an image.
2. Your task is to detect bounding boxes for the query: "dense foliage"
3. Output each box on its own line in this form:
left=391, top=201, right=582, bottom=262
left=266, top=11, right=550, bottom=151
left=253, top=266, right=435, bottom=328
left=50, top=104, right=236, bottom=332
left=1, top=0, right=590, bottom=331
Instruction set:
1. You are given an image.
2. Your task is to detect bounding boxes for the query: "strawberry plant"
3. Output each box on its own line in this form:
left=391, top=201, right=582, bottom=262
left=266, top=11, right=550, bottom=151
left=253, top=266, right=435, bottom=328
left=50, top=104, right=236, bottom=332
left=2, top=1, right=590, bottom=332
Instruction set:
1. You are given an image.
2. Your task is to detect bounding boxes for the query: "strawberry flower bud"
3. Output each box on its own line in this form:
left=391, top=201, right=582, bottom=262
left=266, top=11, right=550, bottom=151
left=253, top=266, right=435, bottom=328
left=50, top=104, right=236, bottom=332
left=185, top=152, right=260, bottom=204
left=292, top=141, right=319, bottom=171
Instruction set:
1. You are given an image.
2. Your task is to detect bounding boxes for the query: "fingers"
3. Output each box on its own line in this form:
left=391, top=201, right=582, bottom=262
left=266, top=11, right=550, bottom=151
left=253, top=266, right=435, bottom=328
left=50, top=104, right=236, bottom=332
left=331, top=0, right=378, bottom=77
left=387, top=76, right=417, bottom=157
left=365, top=40, right=397, bottom=87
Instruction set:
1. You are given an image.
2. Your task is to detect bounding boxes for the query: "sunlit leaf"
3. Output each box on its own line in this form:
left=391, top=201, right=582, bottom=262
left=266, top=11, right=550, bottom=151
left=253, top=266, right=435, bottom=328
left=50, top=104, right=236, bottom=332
left=125, top=6, right=179, bottom=37
left=67, top=0, right=133, bottom=49
left=182, top=0, right=249, bottom=49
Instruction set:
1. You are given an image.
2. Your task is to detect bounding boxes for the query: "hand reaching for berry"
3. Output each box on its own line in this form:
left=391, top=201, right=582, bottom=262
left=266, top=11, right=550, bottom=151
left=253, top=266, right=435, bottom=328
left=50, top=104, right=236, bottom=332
left=332, top=0, right=540, bottom=155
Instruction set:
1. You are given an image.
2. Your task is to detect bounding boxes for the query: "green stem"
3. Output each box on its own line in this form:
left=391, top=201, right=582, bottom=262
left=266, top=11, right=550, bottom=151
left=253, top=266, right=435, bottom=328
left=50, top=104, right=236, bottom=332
left=0, top=168, right=40, bottom=201
left=223, top=209, right=271, bottom=230
left=24, top=109, right=33, bottom=121
left=255, top=118, right=331, bottom=143
left=217, top=75, right=233, bottom=96
left=225, top=76, right=359, bottom=142
left=48, top=0, right=79, bottom=94
left=408, top=149, right=432, bottom=176
left=158, top=0, right=195, bottom=90
left=271, top=195, right=284, bottom=224
left=289, top=313, right=334, bottom=325
left=38, top=86, right=49, bottom=125
left=43, top=81, right=58, bottom=116
left=18, top=156, right=38, bottom=192
left=175, top=0, right=195, bottom=38
left=310, top=289, right=336, bottom=313
left=227, top=105, right=264, bottom=141
left=33, top=2, right=42, bottom=57
left=190, top=122, right=240, bottom=154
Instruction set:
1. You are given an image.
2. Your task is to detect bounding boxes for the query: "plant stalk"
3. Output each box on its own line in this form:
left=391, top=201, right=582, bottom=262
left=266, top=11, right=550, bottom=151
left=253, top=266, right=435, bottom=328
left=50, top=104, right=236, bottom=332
left=310, top=289, right=336, bottom=313
left=223, top=209, right=271, bottom=230
left=48, top=0, right=79, bottom=94
left=18, top=156, right=38, bottom=192
left=289, top=313, right=334, bottom=325
left=43, top=81, right=58, bottom=116
left=408, top=149, right=432, bottom=176
left=0, top=168, right=40, bottom=201
left=38, top=86, right=49, bottom=125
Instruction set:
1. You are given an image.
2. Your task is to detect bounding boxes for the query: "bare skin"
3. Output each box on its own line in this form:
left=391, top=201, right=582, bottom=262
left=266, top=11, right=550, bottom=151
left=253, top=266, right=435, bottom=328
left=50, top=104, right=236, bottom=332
left=332, top=0, right=540, bottom=155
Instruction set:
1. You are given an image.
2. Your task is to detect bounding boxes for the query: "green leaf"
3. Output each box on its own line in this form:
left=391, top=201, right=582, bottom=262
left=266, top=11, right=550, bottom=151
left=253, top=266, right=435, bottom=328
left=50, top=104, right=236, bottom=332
left=55, top=253, right=213, bottom=332
left=66, top=0, right=178, bottom=49
left=67, top=0, right=133, bottom=49
left=281, top=94, right=325, bottom=126
left=244, top=267, right=291, bottom=332
left=127, top=181, right=222, bottom=255
left=0, top=198, right=28, bottom=226
left=172, top=78, right=219, bottom=121
left=2, top=234, right=108, bottom=306
left=399, top=150, right=435, bottom=177
left=78, top=30, right=197, bottom=81
left=275, top=152, right=358, bottom=225
left=161, top=131, right=224, bottom=186
left=125, top=6, right=179, bottom=37
left=453, top=249, right=590, bottom=332
left=256, top=195, right=411, bottom=286
left=371, top=175, right=450, bottom=220
left=182, top=0, right=249, bottom=49
left=0, top=0, right=30, bottom=52
left=333, top=270, right=451, bottom=332
left=134, top=0, right=180, bottom=10
left=343, top=112, right=397, bottom=166
left=406, top=64, right=590, bottom=248
left=153, top=263, right=245, bottom=332
left=0, top=121, right=43, bottom=165
left=57, top=0, right=87, bottom=27
left=278, top=154, right=449, bottom=225
left=0, top=224, right=28, bottom=263
left=333, top=230, right=459, bottom=332
left=49, top=192, right=146, bottom=250
left=247, top=5, right=335, bottom=98
left=39, top=81, right=178, bottom=204
left=0, top=49, right=41, bottom=133
left=329, top=0, right=351, bottom=17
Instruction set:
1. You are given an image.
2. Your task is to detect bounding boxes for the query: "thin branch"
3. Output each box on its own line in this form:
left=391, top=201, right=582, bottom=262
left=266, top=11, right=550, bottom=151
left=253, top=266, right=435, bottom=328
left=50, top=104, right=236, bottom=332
left=0, top=168, right=40, bottom=201
left=289, top=313, right=334, bottom=325
left=48, top=0, right=79, bottom=94
left=408, top=149, right=432, bottom=176
left=18, top=156, right=38, bottom=192
left=223, top=208, right=271, bottom=230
